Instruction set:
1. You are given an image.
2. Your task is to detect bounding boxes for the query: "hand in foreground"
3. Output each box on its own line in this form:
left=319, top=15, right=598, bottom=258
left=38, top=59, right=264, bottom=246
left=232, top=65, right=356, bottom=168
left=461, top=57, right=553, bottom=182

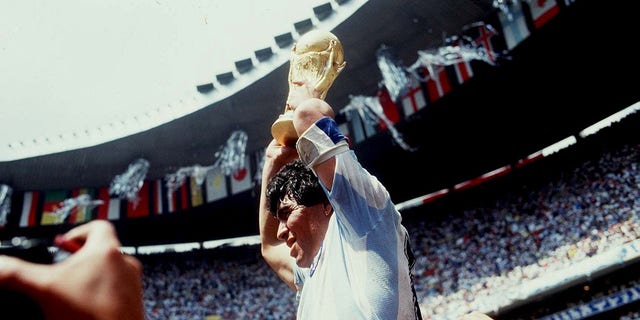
left=0, top=220, right=144, bottom=320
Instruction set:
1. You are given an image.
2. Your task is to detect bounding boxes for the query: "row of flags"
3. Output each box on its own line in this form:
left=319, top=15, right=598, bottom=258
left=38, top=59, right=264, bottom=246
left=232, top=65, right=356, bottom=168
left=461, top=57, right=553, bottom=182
left=335, top=0, right=569, bottom=146
left=9, top=154, right=257, bottom=228
left=3, top=0, right=576, bottom=229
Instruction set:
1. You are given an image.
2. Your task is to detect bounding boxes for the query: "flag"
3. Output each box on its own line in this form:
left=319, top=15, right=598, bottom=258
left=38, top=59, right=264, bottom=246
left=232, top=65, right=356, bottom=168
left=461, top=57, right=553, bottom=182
left=361, top=109, right=378, bottom=138
left=231, top=155, right=253, bottom=195
left=68, top=188, right=98, bottom=224
left=420, top=65, right=452, bottom=103
left=348, top=104, right=378, bottom=140
left=96, top=187, right=123, bottom=220
left=40, top=190, right=70, bottom=225
left=190, top=176, right=205, bottom=207
left=158, top=179, right=189, bottom=213
left=166, top=185, right=179, bottom=213
left=343, top=107, right=377, bottom=144
left=343, top=108, right=366, bottom=144
left=107, top=197, right=124, bottom=220
left=476, top=23, right=498, bottom=63
left=377, top=87, right=402, bottom=129
left=205, top=166, right=228, bottom=202
left=400, top=79, right=427, bottom=118
left=451, top=57, right=474, bottom=85
left=497, top=1, right=531, bottom=50
left=19, top=191, right=40, bottom=227
left=527, top=0, right=560, bottom=29
left=126, top=181, right=150, bottom=218
left=177, top=180, right=191, bottom=211
left=150, top=179, right=166, bottom=214
left=96, top=187, right=109, bottom=219
left=463, top=22, right=499, bottom=64
left=444, top=39, right=474, bottom=88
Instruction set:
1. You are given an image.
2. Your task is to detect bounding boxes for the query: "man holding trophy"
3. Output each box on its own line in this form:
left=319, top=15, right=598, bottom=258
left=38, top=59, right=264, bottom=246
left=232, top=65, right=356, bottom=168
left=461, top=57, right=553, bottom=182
left=259, top=29, right=424, bottom=319
left=270, top=29, right=346, bottom=147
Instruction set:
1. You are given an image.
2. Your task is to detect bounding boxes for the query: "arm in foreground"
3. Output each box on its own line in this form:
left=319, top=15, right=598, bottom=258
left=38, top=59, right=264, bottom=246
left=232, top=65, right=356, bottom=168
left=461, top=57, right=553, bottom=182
left=0, top=220, right=144, bottom=320
left=258, top=139, right=298, bottom=290
left=292, top=97, right=343, bottom=190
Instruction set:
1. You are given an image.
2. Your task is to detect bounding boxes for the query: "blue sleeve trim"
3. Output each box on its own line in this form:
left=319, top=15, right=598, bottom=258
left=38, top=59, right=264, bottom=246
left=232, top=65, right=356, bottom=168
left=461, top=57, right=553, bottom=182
left=315, top=117, right=347, bottom=145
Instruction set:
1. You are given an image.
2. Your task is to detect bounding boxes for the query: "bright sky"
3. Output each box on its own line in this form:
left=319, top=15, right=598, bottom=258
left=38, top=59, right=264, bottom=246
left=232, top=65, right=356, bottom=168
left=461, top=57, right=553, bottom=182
left=0, top=0, right=366, bottom=161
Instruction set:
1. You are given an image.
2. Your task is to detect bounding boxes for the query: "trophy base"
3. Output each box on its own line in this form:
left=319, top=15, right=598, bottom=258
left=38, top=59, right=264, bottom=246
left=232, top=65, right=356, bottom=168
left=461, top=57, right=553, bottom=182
left=271, top=117, right=298, bottom=147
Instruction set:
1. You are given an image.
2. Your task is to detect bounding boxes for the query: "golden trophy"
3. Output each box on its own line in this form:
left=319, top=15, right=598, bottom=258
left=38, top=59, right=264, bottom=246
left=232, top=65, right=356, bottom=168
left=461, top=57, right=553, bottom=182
left=271, top=29, right=347, bottom=146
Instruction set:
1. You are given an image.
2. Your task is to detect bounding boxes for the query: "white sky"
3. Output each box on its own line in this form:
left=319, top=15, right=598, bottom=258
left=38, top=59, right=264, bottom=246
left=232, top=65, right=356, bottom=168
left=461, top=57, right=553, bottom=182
left=0, top=0, right=366, bottom=161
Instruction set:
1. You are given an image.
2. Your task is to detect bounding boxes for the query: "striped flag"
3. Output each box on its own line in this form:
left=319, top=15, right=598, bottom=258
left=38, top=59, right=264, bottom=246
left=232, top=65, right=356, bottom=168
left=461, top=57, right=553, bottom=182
left=166, top=185, right=179, bottom=213
left=19, top=191, right=40, bottom=227
left=205, top=166, right=228, bottom=202
left=443, top=42, right=474, bottom=89
left=230, top=155, right=253, bottom=195
left=96, top=187, right=124, bottom=220
left=451, top=57, right=473, bottom=85
left=40, top=190, right=70, bottom=225
left=421, top=65, right=451, bottom=103
left=150, top=179, right=166, bottom=214
left=498, top=1, right=531, bottom=50
left=527, top=0, right=560, bottom=29
left=377, top=87, right=402, bottom=129
left=400, top=79, right=427, bottom=118
left=68, top=188, right=98, bottom=224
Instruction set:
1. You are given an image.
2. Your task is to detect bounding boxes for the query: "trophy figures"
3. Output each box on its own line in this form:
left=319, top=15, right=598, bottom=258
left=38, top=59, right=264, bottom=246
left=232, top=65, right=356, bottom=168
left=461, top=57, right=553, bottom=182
left=271, top=29, right=346, bottom=146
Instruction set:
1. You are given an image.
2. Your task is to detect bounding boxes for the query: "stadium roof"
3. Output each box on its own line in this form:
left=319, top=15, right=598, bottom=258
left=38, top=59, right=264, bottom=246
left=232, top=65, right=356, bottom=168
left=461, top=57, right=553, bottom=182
left=0, top=0, right=367, bottom=161
left=0, top=0, right=496, bottom=190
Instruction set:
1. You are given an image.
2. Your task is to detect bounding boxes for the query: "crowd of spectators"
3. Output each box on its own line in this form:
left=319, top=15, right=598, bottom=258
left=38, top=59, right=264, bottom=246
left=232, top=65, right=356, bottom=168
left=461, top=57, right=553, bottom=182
left=410, top=142, right=640, bottom=318
left=140, top=140, right=640, bottom=320
left=140, top=247, right=295, bottom=320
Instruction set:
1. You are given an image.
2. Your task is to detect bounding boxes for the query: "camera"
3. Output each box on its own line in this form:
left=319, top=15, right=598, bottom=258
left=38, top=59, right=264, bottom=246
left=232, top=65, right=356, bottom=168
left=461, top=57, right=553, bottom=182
left=0, top=237, right=54, bottom=320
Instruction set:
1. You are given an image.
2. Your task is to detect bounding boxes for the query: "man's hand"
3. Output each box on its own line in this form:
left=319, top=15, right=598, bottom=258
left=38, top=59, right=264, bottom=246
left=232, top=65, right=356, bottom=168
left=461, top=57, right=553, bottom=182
left=265, top=139, right=299, bottom=169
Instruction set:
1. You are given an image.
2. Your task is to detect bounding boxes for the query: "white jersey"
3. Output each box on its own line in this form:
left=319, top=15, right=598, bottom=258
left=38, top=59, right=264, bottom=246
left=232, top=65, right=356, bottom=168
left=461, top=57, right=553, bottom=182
left=294, top=150, right=422, bottom=320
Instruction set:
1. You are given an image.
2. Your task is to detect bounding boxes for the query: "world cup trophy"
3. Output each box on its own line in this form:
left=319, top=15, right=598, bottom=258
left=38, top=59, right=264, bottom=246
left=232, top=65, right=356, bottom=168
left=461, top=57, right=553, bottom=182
left=271, top=29, right=347, bottom=146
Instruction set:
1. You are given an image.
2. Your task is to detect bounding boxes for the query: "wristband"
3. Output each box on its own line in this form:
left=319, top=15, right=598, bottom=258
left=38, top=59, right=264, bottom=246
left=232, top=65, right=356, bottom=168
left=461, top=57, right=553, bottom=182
left=296, top=117, right=349, bottom=168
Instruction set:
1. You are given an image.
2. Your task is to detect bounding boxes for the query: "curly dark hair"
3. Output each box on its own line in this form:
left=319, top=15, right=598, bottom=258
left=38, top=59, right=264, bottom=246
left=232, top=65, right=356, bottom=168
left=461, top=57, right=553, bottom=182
left=265, top=159, right=328, bottom=216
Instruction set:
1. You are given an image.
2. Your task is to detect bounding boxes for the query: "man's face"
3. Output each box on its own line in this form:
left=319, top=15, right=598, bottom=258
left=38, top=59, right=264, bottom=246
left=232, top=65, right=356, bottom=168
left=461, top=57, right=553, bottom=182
left=275, top=195, right=329, bottom=268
